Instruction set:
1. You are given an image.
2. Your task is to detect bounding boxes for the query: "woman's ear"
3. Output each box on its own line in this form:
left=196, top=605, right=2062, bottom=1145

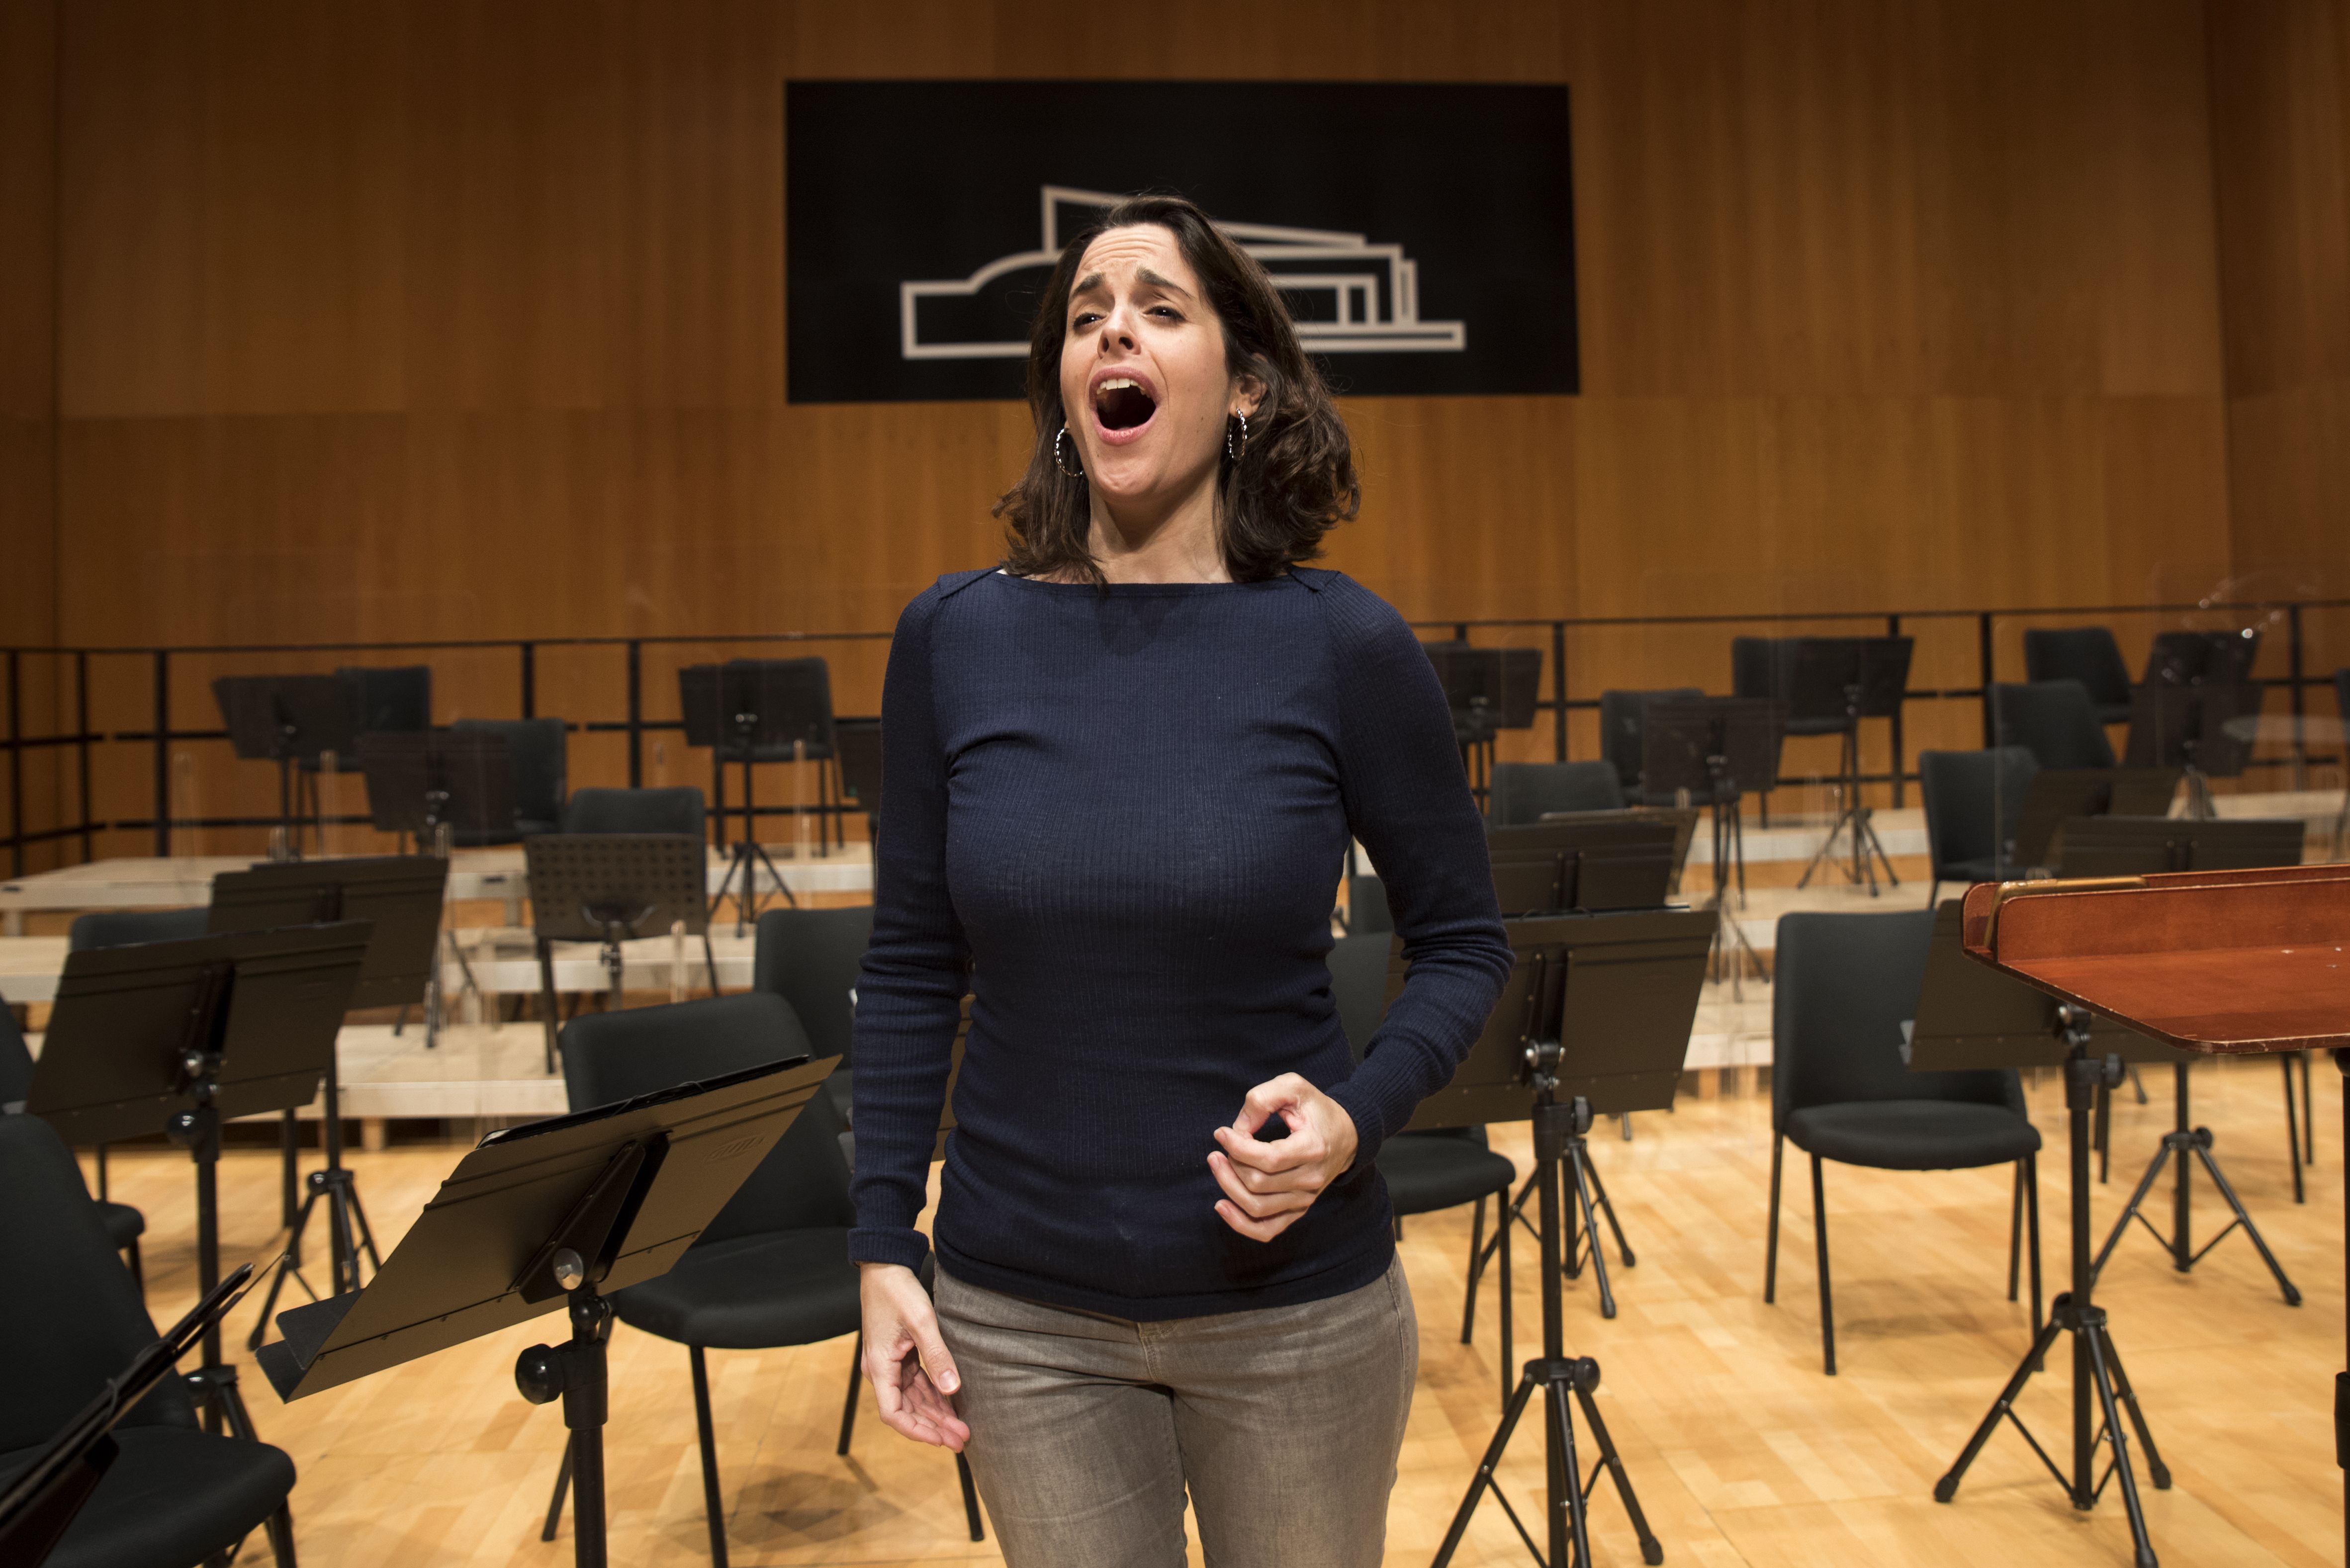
left=1233, top=370, right=1267, bottom=421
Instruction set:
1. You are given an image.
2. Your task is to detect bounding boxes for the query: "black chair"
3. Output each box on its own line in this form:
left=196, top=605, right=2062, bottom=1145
left=1486, top=761, right=1625, bottom=824
left=2335, top=668, right=2349, bottom=857
left=1330, top=933, right=1517, bottom=1397
left=0, top=1115, right=299, bottom=1567
left=1918, top=747, right=2038, bottom=903
left=549, top=992, right=980, bottom=1563
left=560, top=784, right=708, bottom=839
left=0, top=1004, right=147, bottom=1291
left=2022, top=629, right=2133, bottom=726
left=1766, top=909, right=2043, bottom=1375
left=753, top=904, right=873, bottom=1119
left=1345, top=871, right=1393, bottom=935
left=1990, top=680, right=2117, bottom=771
left=2145, top=628, right=2260, bottom=687
left=1599, top=687, right=1705, bottom=805
left=449, top=716, right=568, bottom=841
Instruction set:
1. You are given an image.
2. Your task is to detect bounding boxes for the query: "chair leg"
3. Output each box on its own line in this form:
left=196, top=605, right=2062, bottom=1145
left=1764, top=1132, right=1784, bottom=1304
left=956, top=1449, right=985, bottom=1542
left=1810, top=1153, right=1834, bottom=1376
left=691, top=1345, right=730, bottom=1568
left=1928, top=880, right=1941, bottom=908
left=124, top=1235, right=144, bottom=1294
left=838, top=1332, right=861, bottom=1456
left=2026, top=1152, right=2044, bottom=1340
left=2007, top=1160, right=2023, bottom=1302
left=2285, top=1054, right=2306, bottom=1205
left=1394, top=1215, right=1404, bottom=1241
left=1498, top=1192, right=1513, bottom=1410
left=1460, top=1195, right=1484, bottom=1345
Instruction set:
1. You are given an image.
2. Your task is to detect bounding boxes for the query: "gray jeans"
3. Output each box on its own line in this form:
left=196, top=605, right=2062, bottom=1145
left=935, top=1258, right=1418, bottom=1568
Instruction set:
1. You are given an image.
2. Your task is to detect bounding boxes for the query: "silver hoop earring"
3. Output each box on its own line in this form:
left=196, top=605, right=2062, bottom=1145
left=1226, top=412, right=1249, bottom=463
left=1054, top=427, right=1085, bottom=479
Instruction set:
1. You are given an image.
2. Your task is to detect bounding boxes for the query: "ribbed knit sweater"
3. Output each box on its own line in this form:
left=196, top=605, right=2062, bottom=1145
left=846, top=566, right=1512, bottom=1319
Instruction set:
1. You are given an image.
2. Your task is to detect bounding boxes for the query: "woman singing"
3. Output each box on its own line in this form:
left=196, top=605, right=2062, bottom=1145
left=849, top=193, right=1512, bottom=1568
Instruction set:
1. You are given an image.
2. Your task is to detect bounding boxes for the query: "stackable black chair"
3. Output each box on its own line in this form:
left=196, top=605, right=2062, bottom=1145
left=560, top=784, right=708, bottom=839
left=449, top=716, right=568, bottom=841
left=2335, top=668, right=2349, bottom=856
left=1599, top=687, right=1705, bottom=804
left=1766, top=910, right=2043, bottom=1375
left=753, top=903, right=873, bottom=1118
left=1486, top=761, right=1625, bottom=824
left=1330, top=934, right=1516, bottom=1387
left=550, top=992, right=980, bottom=1563
left=0, top=1115, right=299, bottom=1567
left=2022, top=628, right=2133, bottom=726
left=0, top=1004, right=147, bottom=1290
left=1990, top=680, right=2116, bottom=771
left=1918, top=747, right=2038, bottom=903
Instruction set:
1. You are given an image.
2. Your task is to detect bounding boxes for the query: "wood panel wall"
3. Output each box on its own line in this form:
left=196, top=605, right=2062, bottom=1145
left=7, top=0, right=2343, bottom=863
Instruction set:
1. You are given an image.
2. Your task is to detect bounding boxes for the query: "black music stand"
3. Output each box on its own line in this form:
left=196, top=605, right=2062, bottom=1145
left=1423, top=909, right=1712, bottom=1568
left=359, top=728, right=519, bottom=848
left=1484, top=817, right=1680, bottom=919
left=524, top=835, right=716, bottom=1072
left=2124, top=682, right=2262, bottom=819
left=1786, top=638, right=1912, bottom=895
left=2011, top=768, right=2183, bottom=871
left=210, top=857, right=453, bottom=1349
left=24, top=923, right=368, bottom=1499
left=1425, top=644, right=1542, bottom=801
left=1641, top=697, right=1783, bottom=991
left=259, top=1055, right=837, bottom=1568
left=684, top=660, right=834, bottom=933
left=214, top=675, right=358, bottom=860
left=2056, top=815, right=2305, bottom=879
left=0, top=1262, right=260, bottom=1568
left=1916, top=912, right=2174, bottom=1566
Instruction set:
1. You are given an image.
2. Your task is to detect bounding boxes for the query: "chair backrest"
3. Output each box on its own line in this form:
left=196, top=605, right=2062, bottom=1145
left=1347, top=873, right=1393, bottom=934
left=68, top=906, right=209, bottom=952
left=0, top=1003, right=33, bottom=1107
left=1327, top=931, right=1393, bottom=1061
left=1991, top=680, right=2116, bottom=770
left=1772, top=910, right=2020, bottom=1130
left=0, top=1116, right=198, bottom=1450
left=753, top=904, right=875, bottom=1063
left=2337, top=668, right=2350, bottom=742
left=1918, top=747, right=2037, bottom=875
left=2022, top=628, right=2132, bottom=710
left=557, top=991, right=846, bottom=1241
left=451, top=717, right=568, bottom=824
left=561, top=785, right=707, bottom=839
left=1599, top=688, right=1705, bottom=790
left=1488, top=761, right=1625, bottom=825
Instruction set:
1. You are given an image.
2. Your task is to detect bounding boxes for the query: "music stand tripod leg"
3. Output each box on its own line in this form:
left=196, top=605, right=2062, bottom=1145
left=2187, top=1137, right=2303, bottom=1305
left=1565, top=1140, right=1617, bottom=1319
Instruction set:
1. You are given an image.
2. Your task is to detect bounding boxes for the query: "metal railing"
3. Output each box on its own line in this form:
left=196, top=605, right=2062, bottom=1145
left=3, top=599, right=2345, bottom=874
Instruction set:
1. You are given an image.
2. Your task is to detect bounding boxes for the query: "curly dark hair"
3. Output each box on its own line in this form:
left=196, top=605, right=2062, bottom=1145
left=994, top=194, right=1360, bottom=585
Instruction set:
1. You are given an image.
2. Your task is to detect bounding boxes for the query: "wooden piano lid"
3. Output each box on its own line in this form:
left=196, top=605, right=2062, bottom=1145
left=1960, top=864, right=2350, bottom=1055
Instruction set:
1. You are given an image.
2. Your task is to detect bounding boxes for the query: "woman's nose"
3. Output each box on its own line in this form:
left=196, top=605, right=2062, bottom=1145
left=1099, top=304, right=1139, bottom=352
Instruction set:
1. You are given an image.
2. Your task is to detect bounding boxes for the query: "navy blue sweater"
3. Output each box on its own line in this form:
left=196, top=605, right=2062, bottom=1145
left=847, top=567, right=1512, bottom=1319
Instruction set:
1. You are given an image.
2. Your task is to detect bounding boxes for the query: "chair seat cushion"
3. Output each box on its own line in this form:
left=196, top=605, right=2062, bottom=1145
left=1376, top=1136, right=1516, bottom=1217
left=0, top=1426, right=295, bottom=1568
left=612, top=1227, right=859, bottom=1350
left=1787, top=1100, right=2040, bottom=1171
left=97, top=1200, right=143, bottom=1248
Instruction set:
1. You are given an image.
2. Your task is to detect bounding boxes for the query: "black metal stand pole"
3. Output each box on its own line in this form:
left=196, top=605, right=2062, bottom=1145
left=1799, top=691, right=1898, bottom=897
left=518, top=1281, right=614, bottom=1568
left=1703, top=756, right=1766, bottom=996
left=1433, top=1091, right=1662, bottom=1568
left=2088, top=1062, right=2300, bottom=1305
left=247, top=1064, right=384, bottom=1352
left=708, top=743, right=797, bottom=938
left=1936, top=1018, right=2168, bottom=1568
left=1484, top=1125, right=1638, bottom=1322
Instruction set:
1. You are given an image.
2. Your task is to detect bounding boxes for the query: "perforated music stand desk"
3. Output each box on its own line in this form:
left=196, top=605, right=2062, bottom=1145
left=523, top=834, right=715, bottom=1067
left=1484, top=817, right=1679, bottom=918
left=258, top=1054, right=838, bottom=1568
left=1944, top=867, right=2350, bottom=1565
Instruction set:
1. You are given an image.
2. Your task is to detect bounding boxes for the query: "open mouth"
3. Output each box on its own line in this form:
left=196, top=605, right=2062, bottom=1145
left=1093, top=377, right=1158, bottom=433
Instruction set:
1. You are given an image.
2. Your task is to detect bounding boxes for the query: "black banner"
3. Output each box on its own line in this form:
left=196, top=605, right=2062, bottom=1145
left=786, top=80, right=1577, bottom=404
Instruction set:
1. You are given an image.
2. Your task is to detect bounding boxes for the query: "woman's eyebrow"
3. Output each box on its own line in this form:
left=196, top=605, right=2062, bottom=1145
left=1071, top=272, right=1108, bottom=300
left=1135, top=267, right=1194, bottom=300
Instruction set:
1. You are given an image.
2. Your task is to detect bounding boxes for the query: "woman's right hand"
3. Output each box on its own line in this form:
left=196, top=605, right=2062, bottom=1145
left=858, top=1262, right=970, bottom=1451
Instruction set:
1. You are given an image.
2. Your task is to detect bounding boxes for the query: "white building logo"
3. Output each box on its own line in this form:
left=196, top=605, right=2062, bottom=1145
left=900, top=186, right=1468, bottom=361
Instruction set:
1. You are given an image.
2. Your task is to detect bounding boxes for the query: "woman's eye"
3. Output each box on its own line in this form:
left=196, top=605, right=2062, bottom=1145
left=1072, top=312, right=1101, bottom=329
left=1148, top=306, right=1182, bottom=320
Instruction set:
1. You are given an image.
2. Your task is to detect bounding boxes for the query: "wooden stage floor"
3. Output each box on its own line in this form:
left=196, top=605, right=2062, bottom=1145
left=90, top=1055, right=2340, bottom=1566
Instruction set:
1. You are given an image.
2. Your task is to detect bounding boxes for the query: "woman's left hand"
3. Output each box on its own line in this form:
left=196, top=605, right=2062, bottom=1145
left=1208, top=1073, right=1360, bottom=1241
